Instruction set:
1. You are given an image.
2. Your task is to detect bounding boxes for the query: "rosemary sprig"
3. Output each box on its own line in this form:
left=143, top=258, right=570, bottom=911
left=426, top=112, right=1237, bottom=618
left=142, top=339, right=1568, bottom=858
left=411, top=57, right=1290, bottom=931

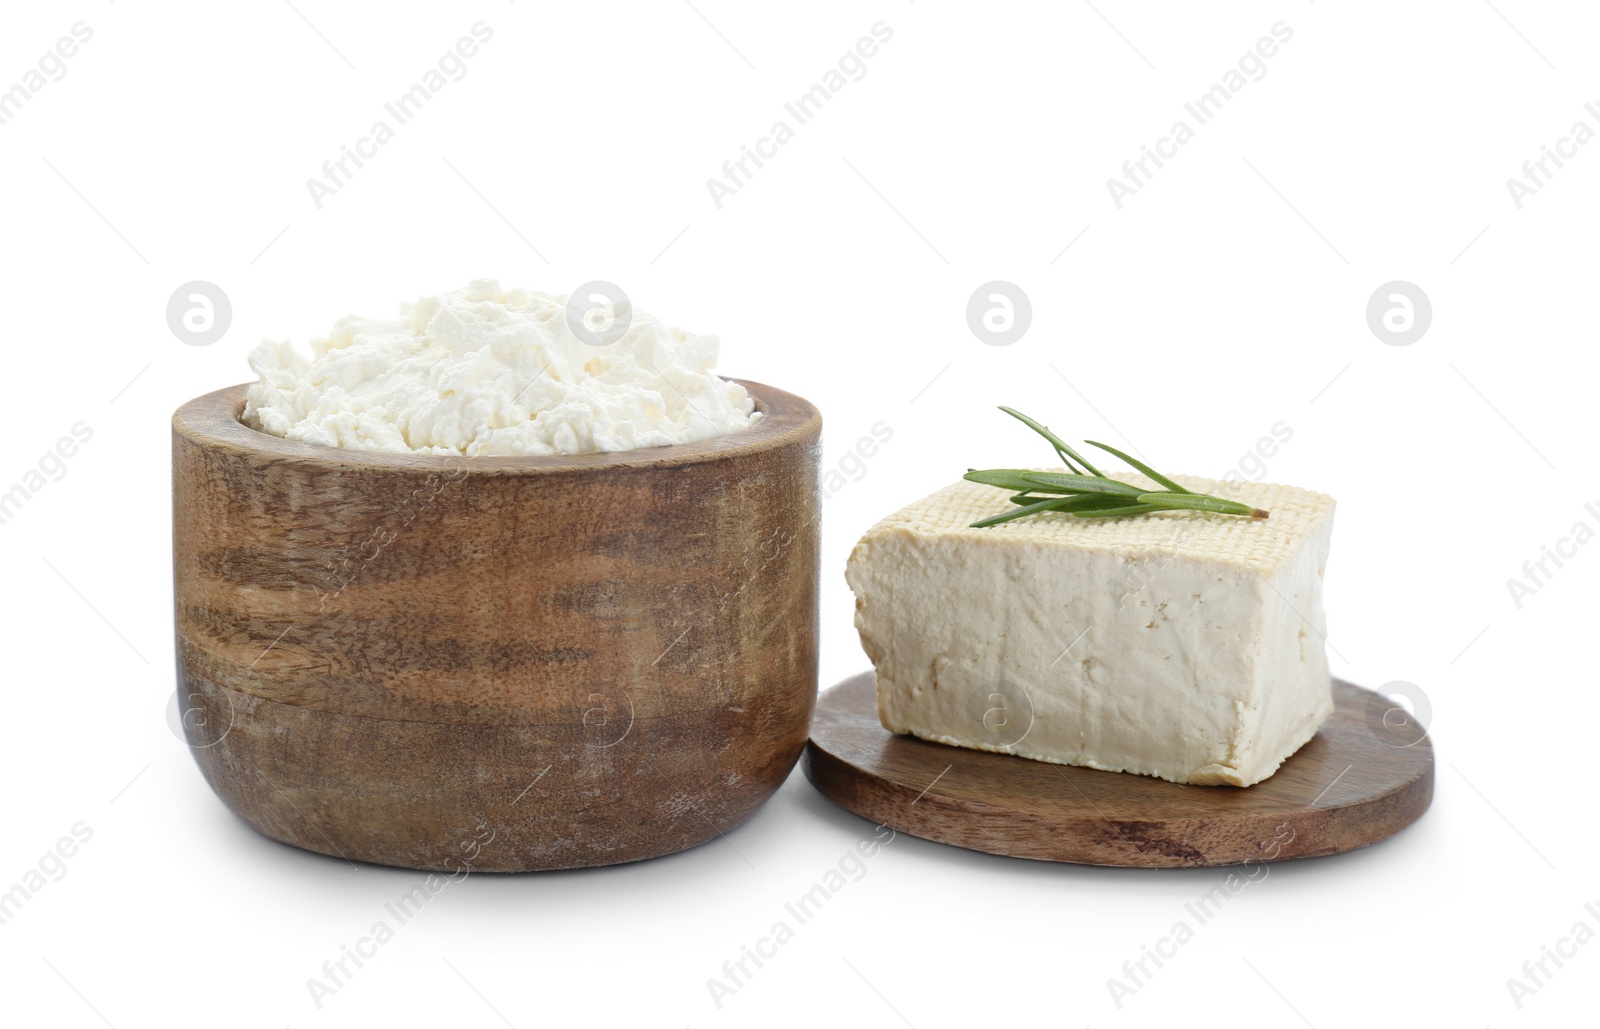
left=966, top=407, right=1270, bottom=528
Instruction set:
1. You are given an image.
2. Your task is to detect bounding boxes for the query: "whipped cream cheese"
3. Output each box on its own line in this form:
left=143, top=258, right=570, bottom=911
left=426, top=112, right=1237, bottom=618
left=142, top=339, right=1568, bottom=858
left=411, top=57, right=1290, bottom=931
left=242, top=280, right=759, bottom=456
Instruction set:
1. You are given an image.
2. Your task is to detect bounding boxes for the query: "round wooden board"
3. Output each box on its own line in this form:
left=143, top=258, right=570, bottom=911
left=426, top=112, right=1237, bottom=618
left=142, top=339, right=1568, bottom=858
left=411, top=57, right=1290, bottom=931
left=803, top=672, right=1433, bottom=868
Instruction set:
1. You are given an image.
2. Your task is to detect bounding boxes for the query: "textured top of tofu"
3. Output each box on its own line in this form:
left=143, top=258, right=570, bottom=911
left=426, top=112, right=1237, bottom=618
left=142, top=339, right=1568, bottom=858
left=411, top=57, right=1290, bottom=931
left=859, top=472, right=1335, bottom=574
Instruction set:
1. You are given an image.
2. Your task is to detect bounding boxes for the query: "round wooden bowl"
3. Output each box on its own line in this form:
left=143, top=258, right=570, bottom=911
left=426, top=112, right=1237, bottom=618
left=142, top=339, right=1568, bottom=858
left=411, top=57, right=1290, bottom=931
left=172, top=381, right=820, bottom=871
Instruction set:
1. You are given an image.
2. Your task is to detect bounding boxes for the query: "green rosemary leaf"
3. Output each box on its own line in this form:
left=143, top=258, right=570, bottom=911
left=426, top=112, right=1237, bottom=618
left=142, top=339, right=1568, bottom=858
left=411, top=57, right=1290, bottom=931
left=1083, top=440, right=1191, bottom=494
left=1070, top=503, right=1164, bottom=519
left=965, top=408, right=1272, bottom=527
left=1020, top=472, right=1146, bottom=496
left=998, top=407, right=1103, bottom=476
left=1008, top=493, right=1134, bottom=510
left=1135, top=493, right=1268, bottom=519
left=970, top=495, right=1095, bottom=528
left=965, top=469, right=1077, bottom=493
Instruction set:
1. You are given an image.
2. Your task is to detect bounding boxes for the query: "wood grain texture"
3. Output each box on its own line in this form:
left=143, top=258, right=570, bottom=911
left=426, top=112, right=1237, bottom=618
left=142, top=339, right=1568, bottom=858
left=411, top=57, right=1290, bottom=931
left=804, top=672, right=1433, bottom=867
left=172, top=380, right=820, bottom=871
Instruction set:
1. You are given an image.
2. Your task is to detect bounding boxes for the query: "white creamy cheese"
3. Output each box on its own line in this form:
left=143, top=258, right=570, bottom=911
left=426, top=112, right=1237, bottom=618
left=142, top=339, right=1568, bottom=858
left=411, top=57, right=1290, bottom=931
left=844, top=474, right=1337, bottom=787
left=242, top=280, right=759, bottom=456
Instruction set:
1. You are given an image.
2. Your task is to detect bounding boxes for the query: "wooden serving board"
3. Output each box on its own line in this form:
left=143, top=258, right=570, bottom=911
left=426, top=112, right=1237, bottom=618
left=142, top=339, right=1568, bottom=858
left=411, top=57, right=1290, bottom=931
left=803, top=672, right=1433, bottom=867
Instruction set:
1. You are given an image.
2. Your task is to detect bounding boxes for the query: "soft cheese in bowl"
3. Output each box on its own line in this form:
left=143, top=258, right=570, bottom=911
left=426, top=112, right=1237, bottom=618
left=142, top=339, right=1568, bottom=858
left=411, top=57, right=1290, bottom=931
left=172, top=283, right=820, bottom=871
left=242, top=280, right=761, bottom=456
left=845, top=471, right=1336, bottom=787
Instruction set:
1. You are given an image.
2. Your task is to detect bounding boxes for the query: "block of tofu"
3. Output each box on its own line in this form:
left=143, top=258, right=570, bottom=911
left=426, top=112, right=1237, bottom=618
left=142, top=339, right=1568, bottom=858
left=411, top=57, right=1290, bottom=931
left=844, top=473, right=1336, bottom=786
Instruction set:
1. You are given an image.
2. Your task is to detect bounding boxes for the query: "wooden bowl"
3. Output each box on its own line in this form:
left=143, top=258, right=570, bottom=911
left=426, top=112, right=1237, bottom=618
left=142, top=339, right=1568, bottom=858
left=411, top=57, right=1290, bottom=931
left=172, top=381, right=820, bottom=871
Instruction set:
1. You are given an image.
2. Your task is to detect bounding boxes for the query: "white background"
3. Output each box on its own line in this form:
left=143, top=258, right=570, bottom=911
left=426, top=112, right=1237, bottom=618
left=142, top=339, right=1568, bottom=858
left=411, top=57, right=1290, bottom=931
left=1, top=1, right=1595, bottom=1026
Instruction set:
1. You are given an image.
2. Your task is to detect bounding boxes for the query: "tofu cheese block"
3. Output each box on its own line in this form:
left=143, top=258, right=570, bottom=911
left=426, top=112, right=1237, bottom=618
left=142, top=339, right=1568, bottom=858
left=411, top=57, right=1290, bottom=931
left=844, top=473, right=1336, bottom=786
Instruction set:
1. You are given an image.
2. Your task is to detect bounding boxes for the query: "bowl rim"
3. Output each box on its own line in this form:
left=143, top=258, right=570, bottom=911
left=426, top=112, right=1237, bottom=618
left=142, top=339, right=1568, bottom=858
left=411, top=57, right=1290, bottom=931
left=173, top=379, right=820, bottom=474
